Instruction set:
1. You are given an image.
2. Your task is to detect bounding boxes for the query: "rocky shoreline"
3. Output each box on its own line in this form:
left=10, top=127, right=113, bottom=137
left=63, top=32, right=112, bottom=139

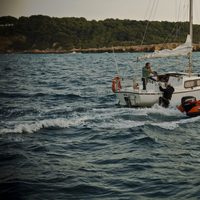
left=1, top=43, right=200, bottom=54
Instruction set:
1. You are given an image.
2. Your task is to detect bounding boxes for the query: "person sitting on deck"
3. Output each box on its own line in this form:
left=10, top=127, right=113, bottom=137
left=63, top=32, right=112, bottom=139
left=142, top=62, right=153, bottom=90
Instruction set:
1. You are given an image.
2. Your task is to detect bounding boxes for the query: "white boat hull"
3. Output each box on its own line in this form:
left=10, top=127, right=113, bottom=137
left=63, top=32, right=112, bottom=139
left=116, top=91, right=161, bottom=107
left=115, top=73, right=200, bottom=108
left=116, top=88, right=200, bottom=107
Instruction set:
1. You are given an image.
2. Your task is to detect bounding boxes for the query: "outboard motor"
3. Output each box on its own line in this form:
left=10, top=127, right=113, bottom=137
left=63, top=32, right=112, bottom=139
left=181, top=96, right=196, bottom=112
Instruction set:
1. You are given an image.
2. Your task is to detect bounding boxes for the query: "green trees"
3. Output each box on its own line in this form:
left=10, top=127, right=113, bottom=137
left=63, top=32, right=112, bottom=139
left=0, top=15, right=200, bottom=52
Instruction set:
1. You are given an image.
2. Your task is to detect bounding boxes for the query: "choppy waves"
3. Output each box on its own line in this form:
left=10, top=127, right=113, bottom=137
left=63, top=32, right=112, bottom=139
left=1, top=53, right=200, bottom=199
left=1, top=104, right=200, bottom=134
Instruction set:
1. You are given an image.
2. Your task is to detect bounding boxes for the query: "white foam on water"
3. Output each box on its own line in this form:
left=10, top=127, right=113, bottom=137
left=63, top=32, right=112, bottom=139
left=93, top=104, right=182, bottom=117
left=151, top=116, right=200, bottom=130
left=151, top=121, right=179, bottom=130
left=89, top=105, right=200, bottom=130
left=144, top=104, right=182, bottom=116
left=1, top=105, right=199, bottom=134
left=91, top=119, right=145, bottom=129
left=92, top=115, right=200, bottom=130
left=91, top=108, right=147, bottom=121
left=0, top=116, right=88, bottom=134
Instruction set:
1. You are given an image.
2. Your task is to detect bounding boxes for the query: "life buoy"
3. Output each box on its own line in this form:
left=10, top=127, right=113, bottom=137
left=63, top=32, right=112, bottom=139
left=112, top=76, right=122, bottom=92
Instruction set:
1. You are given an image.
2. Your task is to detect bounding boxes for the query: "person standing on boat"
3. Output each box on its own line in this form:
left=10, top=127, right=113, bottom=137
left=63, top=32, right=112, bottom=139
left=159, top=84, right=174, bottom=108
left=142, top=62, right=153, bottom=90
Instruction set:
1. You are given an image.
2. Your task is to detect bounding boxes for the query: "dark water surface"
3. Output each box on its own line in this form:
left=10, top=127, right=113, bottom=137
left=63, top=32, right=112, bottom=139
left=1, top=53, right=200, bottom=199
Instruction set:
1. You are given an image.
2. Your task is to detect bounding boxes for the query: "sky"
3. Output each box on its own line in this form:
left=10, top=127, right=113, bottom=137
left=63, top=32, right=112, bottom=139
left=1, top=0, right=200, bottom=24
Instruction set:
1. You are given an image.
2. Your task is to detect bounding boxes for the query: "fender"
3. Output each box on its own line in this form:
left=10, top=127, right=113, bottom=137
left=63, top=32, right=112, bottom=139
left=112, top=76, right=122, bottom=92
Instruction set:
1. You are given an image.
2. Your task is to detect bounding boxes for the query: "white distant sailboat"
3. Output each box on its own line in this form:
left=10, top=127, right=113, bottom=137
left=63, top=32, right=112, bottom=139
left=112, top=0, right=200, bottom=107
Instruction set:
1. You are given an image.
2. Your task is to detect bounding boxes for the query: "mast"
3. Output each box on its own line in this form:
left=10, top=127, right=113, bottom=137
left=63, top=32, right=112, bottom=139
left=189, top=0, right=193, bottom=76
left=189, top=0, right=193, bottom=43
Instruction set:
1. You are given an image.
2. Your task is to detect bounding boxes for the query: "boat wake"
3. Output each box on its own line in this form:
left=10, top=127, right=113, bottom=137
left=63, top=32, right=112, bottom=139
left=1, top=105, right=199, bottom=134
left=0, top=116, right=88, bottom=134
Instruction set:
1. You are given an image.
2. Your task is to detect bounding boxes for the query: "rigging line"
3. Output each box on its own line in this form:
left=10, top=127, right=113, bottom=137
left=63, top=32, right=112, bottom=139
left=112, top=46, right=119, bottom=75
left=171, top=0, right=183, bottom=42
left=140, top=0, right=158, bottom=46
left=163, top=24, right=177, bottom=44
left=151, top=0, right=159, bottom=21
left=176, top=0, right=182, bottom=22
left=197, top=1, right=200, bottom=24
left=181, top=0, right=189, bottom=22
left=148, top=0, right=159, bottom=21
left=173, top=0, right=184, bottom=42
left=143, top=0, right=154, bottom=21
left=194, top=0, right=200, bottom=25
left=165, top=0, right=182, bottom=43
left=194, top=1, right=200, bottom=43
left=175, top=0, right=189, bottom=42
left=163, top=0, right=188, bottom=45
left=174, top=0, right=178, bottom=21
left=178, top=0, right=190, bottom=42
left=167, top=0, right=182, bottom=43
left=172, top=26, right=183, bottom=42
left=182, top=0, right=188, bottom=22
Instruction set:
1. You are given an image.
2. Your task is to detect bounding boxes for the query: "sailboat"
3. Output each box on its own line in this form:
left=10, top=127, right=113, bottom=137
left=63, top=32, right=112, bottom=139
left=112, top=0, right=200, bottom=107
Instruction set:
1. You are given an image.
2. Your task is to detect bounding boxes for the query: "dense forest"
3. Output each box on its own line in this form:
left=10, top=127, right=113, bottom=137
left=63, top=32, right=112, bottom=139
left=0, top=15, right=200, bottom=52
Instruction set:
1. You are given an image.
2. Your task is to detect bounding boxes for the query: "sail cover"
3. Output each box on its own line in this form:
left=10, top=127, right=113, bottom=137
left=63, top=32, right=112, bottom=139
left=137, top=35, right=192, bottom=61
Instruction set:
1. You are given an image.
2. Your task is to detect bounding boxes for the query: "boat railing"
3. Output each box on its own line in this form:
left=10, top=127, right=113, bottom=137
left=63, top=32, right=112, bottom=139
left=121, top=78, right=134, bottom=88
left=120, top=76, right=142, bottom=91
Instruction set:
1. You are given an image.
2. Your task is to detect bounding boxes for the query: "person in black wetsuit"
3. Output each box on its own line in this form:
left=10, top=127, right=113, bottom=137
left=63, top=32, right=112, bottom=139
left=159, top=84, right=174, bottom=108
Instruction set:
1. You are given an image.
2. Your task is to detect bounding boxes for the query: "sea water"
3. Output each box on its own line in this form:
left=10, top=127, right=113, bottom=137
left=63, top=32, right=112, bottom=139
left=1, top=53, right=200, bottom=199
